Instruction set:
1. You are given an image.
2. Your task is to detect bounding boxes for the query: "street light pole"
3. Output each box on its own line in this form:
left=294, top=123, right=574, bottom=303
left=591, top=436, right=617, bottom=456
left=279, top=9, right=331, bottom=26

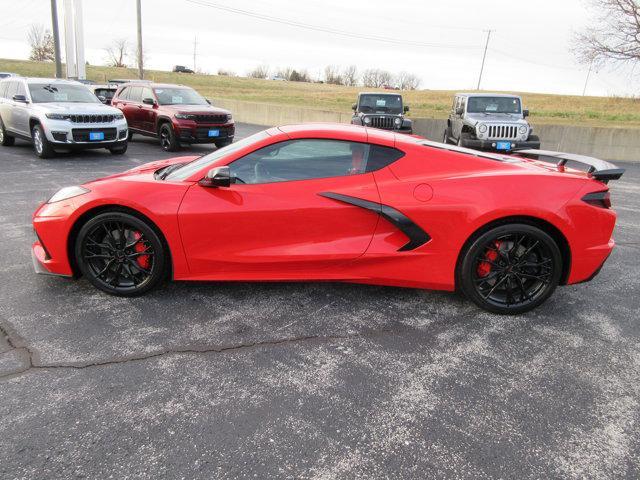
left=50, top=0, right=63, bottom=78
left=136, top=0, right=143, bottom=79
left=476, top=29, right=492, bottom=90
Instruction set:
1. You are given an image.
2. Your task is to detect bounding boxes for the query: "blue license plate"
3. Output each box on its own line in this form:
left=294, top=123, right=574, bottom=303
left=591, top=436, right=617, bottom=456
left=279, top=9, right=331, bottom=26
left=496, top=141, right=511, bottom=150
left=89, top=131, right=104, bottom=141
left=208, top=129, right=220, bottom=137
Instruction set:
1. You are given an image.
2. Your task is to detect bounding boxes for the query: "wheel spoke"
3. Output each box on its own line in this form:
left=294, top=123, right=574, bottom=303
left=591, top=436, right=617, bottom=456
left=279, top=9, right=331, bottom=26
left=482, top=274, right=508, bottom=299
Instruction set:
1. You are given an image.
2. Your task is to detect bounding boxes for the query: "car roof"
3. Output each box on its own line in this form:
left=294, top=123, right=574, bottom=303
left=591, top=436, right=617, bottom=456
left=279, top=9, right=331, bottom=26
left=358, top=92, right=402, bottom=96
left=17, top=77, right=83, bottom=85
left=456, top=92, right=521, bottom=98
left=119, top=82, right=188, bottom=88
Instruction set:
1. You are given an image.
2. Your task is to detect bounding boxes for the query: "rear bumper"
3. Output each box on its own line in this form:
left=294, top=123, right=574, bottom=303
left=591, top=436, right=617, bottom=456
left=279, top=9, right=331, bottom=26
left=460, top=138, right=541, bottom=151
left=567, top=238, right=615, bottom=284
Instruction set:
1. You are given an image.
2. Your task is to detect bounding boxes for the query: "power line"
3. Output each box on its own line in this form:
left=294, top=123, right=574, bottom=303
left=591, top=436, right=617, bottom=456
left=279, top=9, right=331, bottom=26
left=184, top=0, right=482, bottom=50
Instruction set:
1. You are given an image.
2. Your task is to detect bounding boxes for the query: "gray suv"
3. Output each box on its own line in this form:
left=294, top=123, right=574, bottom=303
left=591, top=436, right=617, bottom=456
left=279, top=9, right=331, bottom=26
left=443, top=93, right=540, bottom=152
left=0, top=77, right=128, bottom=158
left=351, top=92, right=412, bottom=134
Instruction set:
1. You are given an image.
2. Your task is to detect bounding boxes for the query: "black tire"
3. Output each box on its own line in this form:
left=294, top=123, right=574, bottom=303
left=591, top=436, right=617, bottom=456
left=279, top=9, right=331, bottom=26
left=159, top=123, right=179, bottom=152
left=108, top=143, right=128, bottom=155
left=32, top=123, right=55, bottom=158
left=457, top=132, right=471, bottom=148
left=127, top=130, right=134, bottom=141
left=443, top=128, right=452, bottom=144
left=458, top=223, right=562, bottom=315
left=0, top=117, right=15, bottom=146
left=75, top=212, right=167, bottom=296
left=214, top=138, right=232, bottom=149
left=527, top=134, right=540, bottom=143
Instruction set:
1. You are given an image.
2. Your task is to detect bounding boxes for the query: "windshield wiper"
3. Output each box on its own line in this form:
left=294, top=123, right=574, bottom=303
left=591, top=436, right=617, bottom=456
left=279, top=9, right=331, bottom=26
left=159, top=163, right=187, bottom=180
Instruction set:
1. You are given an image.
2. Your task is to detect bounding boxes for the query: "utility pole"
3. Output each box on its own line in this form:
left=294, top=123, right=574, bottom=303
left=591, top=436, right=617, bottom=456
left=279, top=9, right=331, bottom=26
left=582, top=61, right=593, bottom=96
left=476, top=29, right=492, bottom=90
left=50, top=0, right=62, bottom=78
left=136, top=0, right=143, bottom=79
left=193, top=35, right=198, bottom=73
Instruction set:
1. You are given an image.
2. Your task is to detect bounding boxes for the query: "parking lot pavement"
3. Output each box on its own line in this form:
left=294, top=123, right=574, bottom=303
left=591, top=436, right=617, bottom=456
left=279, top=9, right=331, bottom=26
left=0, top=126, right=639, bottom=479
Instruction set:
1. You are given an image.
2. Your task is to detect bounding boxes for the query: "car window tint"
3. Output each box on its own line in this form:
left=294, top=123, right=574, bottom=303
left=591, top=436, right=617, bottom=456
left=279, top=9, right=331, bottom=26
left=5, top=81, right=17, bottom=99
left=229, top=139, right=400, bottom=185
left=15, top=82, right=26, bottom=97
left=0, top=82, right=7, bottom=98
left=118, top=87, right=129, bottom=100
left=128, top=86, right=142, bottom=102
left=141, top=87, right=154, bottom=102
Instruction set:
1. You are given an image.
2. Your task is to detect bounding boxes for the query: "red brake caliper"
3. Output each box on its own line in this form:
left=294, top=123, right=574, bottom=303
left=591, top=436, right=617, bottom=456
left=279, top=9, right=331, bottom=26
left=133, top=232, right=150, bottom=269
left=477, top=241, right=502, bottom=277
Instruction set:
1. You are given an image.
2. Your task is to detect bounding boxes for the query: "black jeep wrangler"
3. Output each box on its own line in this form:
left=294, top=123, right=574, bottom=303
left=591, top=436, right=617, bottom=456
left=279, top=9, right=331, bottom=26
left=351, top=92, right=412, bottom=134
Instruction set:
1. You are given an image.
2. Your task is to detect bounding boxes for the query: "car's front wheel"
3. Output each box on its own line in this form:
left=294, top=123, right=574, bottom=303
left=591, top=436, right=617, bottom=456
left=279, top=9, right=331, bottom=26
left=75, top=212, right=167, bottom=296
left=0, top=117, right=15, bottom=146
left=32, top=124, right=55, bottom=158
left=458, top=223, right=562, bottom=314
left=108, top=144, right=128, bottom=155
left=159, top=123, right=179, bottom=152
left=214, top=138, right=232, bottom=149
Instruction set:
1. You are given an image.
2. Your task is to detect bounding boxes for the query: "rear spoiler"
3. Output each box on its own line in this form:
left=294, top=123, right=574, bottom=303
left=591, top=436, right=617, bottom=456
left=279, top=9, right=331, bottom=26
left=513, top=149, right=625, bottom=183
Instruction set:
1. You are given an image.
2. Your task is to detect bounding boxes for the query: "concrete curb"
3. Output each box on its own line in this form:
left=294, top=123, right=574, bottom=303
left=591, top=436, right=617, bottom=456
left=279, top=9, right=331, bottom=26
left=215, top=98, right=640, bottom=162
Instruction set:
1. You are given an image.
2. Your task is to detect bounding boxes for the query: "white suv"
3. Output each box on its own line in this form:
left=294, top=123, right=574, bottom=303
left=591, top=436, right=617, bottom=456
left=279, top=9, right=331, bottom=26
left=0, top=77, right=128, bottom=158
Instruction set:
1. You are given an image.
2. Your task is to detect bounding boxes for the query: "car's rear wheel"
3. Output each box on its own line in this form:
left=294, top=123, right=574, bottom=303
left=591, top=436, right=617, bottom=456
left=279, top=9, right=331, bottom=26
left=0, top=117, right=15, bottom=146
left=159, top=123, right=179, bottom=152
left=458, top=224, right=562, bottom=314
left=32, top=124, right=55, bottom=158
left=75, top=212, right=167, bottom=296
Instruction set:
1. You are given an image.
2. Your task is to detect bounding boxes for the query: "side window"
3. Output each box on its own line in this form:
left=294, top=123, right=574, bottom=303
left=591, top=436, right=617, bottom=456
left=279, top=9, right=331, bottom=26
left=15, top=82, right=26, bottom=97
left=229, top=139, right=403, bottom=185
left=5, top=81, right=17, bottom=99
left=117, top=87, right=129, bottom=100
left=141, top=87, right=154, bottom=102
left=128, top=86, right=142, bottom=103
left=0, top=82, right=7, bottom=99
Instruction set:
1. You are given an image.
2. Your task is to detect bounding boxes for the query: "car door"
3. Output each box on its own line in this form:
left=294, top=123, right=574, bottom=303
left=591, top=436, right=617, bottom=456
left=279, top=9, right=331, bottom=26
left=11, top=81, right=30, bottom=136
left=2, top=81, right=17, bottom=131
left=138, top=87, right=157, bottom=133
left=178, top=138, right=383, bottom=276
left=119, top=86, right=142, bottom=130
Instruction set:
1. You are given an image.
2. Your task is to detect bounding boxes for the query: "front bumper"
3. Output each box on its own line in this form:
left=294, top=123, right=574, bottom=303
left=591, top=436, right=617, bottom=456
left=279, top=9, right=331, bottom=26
left=31, top=240, right=72, bottom=277
left=44, top=118, right=129, bottom=147
left=460, top=138, right=541, bottom=151
left=175, top=123, right=235, bottom=144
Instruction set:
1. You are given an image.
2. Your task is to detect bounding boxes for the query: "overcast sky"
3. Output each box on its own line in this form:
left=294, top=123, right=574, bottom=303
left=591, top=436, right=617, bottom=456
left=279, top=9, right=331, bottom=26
left=0, top=0, right=636, bottom=96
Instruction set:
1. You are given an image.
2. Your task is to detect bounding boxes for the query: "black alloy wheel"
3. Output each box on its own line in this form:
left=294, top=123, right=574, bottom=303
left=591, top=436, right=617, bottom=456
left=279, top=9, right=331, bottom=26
left=75, top=212, right=166, bottom=296
left=459, top=224, right=562, bottom=314
left=159, top=123, right=179, bottom=152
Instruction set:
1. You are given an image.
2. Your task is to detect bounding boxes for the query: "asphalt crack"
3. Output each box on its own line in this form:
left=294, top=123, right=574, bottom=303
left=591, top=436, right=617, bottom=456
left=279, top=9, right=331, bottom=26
left=0, top=327, right=398, bottom=380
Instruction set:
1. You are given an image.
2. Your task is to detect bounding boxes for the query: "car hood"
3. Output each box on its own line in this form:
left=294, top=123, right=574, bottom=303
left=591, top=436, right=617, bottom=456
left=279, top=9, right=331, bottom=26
left=85, top=155, right=199, bottom=184
left=465, top=113, right=526, bottom=124
left=34, top=102, right=122, bottom=114
left=161, top=104, right=231, bottom=115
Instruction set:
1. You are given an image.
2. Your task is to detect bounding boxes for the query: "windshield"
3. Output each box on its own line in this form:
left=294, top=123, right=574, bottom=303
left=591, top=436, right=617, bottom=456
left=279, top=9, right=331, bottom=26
left=94, top=88, right=116, bottom=100
left=166, top=131, right=270, bottom=180
left=358, top=94, right=402, bottom=114
left=29, top=83, right=100, bottom=103
left=154, top=87, right=207, bottom=105
left=467, top=96, right=521, bottom=114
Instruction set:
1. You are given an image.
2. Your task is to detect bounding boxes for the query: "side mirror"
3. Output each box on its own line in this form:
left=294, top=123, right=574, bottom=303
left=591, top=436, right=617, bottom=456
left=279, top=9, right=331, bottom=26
left=523, top=109, right=529, bottom=118
left=142, top=97, right=156, bottom=105
left=403, top=105, right=410, bottom=113
left=455, top=106, right=464, bottom=115
left=352, top=103, right=357, bottom=111
left=13, top=94, right=28, bottom=103
left=199, top=166, right=231, bottom=188
left=98, top=95, right=107, bottom=103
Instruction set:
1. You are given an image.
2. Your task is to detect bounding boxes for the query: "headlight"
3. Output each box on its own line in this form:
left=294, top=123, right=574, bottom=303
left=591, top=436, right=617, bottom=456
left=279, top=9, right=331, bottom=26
left=226, top=114, right=233, bottom=122
left=394, top=117, right=402, bottom=126
left=519, top=125, right=528, bottom=134
left=477, top=123, right=487, bottom=133
left=45, top=113, right=71, bottom=121
left=363, top=117, right=371, bottom=124
left=47, top=186, right=90, bottom=204
left=175, top=113, right=194, bottom=120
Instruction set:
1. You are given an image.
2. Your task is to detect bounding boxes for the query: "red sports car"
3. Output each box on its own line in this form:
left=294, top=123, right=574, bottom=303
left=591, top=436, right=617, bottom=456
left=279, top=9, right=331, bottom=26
left=31, top=124, right=624, bottom=314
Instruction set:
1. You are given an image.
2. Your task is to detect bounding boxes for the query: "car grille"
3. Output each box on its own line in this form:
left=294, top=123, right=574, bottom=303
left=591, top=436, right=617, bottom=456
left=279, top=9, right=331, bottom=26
left=487, top=125, right=518, bottom=139
left=70, top=114, right=116, bottom=123
left=193, top=114, right=228, bottom=124
left=71, top=128, right=117, bottom=142
left=369, top=116, right=395, bottom=130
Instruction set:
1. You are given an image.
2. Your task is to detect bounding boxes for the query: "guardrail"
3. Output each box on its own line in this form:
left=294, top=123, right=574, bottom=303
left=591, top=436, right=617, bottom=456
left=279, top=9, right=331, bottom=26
left=214, top=98, right=640, bottom=162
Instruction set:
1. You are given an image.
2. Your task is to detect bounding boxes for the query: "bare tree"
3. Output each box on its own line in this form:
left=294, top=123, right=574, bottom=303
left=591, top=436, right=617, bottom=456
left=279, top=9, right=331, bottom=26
left=574, top=0, right=640, bottom=66
left=324, top=65, right=343, bottom=85
left=396, top=71, right=421, bottom=90
left=27, top=24, right=55, bottom=62
left=248, top=64, right=270, bottom=79
left=361, top=68, right=393, bottom=88
left=105, top=39, right=129, bottom=68
left=289, top=69, right=311, bottom=82
left=378, top=70, right=394, bottom=87
left=276, top=66, right=294, bottom=80
left=217, top=68, right=236, bottom=77
left=342, top=65, right=359, bottom=86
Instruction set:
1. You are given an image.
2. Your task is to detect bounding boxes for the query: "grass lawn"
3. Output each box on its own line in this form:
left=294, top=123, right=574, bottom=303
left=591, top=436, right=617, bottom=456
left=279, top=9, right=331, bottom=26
left=2, top=58, right=639, bottom=128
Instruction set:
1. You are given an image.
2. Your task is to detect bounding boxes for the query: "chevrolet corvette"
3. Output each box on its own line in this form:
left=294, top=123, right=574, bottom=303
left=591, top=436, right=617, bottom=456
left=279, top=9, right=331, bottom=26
left=31, top=124, right=624, bottom=314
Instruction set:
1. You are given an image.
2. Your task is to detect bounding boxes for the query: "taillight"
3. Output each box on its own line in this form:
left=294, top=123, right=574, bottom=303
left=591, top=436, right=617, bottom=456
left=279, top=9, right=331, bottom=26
left=582, top=190, right=611, bottom=209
